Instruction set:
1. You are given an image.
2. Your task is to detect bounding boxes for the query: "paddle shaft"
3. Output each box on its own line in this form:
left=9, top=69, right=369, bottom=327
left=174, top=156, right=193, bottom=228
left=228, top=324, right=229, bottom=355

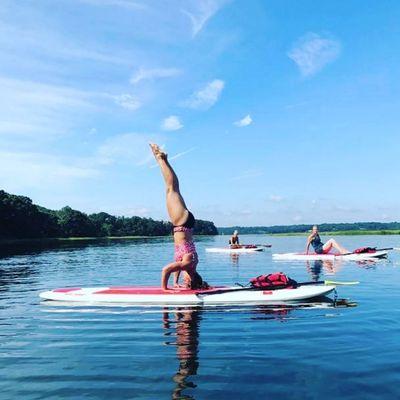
left=199, top=280, right=358, bottom=296
left=340, top=247, right=393, bottom=256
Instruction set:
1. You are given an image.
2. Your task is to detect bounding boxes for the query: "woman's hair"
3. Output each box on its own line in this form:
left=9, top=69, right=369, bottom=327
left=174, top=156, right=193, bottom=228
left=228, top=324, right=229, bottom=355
left=312, top=225, right=318, bottom=230
left=233, top=230, right=238, bottom=235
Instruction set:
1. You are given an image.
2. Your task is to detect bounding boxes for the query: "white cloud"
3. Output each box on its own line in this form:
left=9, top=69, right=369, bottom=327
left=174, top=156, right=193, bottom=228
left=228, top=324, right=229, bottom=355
left=130, top=67, right=182, bottom=84
left=182, top=0, right=227, bottom=37
left=288, top=33, right=341, bottom=77
left=113, top=94, right=142, bottom=110
left=234, top=114, right=252, bottom=127
left=183, top=79, right=225, bottom=110
left=161, top=115, right=183, bottom=131
left=269, top=195, right=284, bottom=202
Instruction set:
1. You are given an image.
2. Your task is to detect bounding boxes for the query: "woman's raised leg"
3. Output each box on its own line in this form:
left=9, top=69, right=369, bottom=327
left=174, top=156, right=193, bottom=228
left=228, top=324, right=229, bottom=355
left=323, top=239, right=349, bottom=254
left=150, top=143, right=189, bottom=226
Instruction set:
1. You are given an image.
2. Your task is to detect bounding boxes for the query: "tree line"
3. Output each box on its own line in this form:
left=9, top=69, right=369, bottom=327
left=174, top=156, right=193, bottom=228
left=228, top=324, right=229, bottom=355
left=218, top=222, right=400, bottom=235
left=0, top=190, right=218, bottom=239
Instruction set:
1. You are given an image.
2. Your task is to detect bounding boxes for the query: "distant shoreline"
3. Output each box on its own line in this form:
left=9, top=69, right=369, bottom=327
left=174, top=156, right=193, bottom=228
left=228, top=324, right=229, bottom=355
left=270, top=230, right=400, bottom=236
left=0, top=234, right=219, bottom=246
left=0, top=236, right=160, bottom=246
left=1, top=230, right=399, bottom=246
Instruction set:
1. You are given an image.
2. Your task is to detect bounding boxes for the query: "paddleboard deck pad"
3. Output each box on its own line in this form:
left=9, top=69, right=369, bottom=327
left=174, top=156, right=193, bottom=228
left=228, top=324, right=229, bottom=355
left=39, top=284, right=335, bottom=305
left=273, top=250, right=388, bottom=261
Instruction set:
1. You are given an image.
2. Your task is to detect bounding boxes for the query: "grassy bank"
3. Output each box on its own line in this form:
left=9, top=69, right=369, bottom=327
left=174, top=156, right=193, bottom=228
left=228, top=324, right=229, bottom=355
left=271, top=230, right=400, bottom=236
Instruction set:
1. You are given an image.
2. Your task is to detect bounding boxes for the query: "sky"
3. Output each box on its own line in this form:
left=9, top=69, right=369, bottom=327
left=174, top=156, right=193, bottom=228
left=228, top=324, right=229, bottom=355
left=0, top=0, right=399, bottom=226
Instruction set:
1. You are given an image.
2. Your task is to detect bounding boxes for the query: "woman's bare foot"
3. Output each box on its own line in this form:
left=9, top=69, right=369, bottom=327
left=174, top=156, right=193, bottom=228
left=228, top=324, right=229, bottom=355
left=149, top=143, right=167, bottom=162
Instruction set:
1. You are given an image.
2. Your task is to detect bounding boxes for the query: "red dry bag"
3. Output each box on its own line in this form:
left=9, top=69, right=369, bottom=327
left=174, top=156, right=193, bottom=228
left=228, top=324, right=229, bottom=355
left=249, top=272, right=297, bottom=289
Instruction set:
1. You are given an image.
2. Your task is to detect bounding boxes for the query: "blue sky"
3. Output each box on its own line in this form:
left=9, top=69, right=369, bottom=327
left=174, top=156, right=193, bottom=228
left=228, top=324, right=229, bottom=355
left=1, top=0, right=399, bottom=226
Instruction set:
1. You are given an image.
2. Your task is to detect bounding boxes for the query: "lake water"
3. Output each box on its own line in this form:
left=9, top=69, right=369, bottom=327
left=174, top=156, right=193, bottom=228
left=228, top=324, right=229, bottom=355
left=1, top=235, right=400, bottom=399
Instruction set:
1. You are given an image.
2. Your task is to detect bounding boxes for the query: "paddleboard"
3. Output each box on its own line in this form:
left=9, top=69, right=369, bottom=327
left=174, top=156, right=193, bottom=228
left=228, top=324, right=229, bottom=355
left=273, top=250, right=388, bottom=261
left=39, top=284, right=335, bottom=305
left=206, top=246, right=264, bottom=254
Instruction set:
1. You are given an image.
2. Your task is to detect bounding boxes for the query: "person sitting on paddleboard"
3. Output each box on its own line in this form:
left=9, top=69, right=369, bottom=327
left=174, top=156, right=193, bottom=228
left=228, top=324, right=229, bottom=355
left=229, top=230, right=240, bottom=247
left=306, top=225, right=349, bottom=255
left=150, top=143, right=208, bottom=291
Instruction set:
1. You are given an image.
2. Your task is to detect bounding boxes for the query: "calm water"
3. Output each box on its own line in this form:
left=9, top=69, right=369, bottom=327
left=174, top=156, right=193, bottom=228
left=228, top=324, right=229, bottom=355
left=1, top=235, right=400, bottom=399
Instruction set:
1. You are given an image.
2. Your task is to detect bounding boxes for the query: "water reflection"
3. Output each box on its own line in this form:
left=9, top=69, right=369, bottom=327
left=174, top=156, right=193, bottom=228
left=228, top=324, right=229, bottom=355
left=163, top=308, right=201, bottom=400
left=306, top=260, right=344, bottom=281
left=159, top=298, right=357, bottom=398
left=0, top=264, right=37, bottom=293
left=0, top=237, right=171, bottom=259
left=230, top=253, right=240, bottom=266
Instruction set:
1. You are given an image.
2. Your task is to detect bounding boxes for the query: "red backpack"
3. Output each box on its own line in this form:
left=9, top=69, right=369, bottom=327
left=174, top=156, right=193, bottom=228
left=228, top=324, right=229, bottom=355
left=353, top=247, right=376, bottom=254
left=250, top=272, right=297, bottom=289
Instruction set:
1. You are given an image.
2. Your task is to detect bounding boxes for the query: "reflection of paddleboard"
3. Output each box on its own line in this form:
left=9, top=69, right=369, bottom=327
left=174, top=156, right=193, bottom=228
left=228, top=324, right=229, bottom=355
left=273, top=250, right=388, bottom=261
left=206, top=246, right=264, bottom=253
left=39, top=284, right=335, bottom=305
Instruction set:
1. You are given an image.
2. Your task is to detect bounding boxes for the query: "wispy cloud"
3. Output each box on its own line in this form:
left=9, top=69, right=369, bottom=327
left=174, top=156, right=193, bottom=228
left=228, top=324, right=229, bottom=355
left=130, top=67, right=182, bottom=84
left=0, top=151, right=99, bottom=192
left=149, top=147, right=196, bottom=168
left=161, top=115, right=183, bottom=131
left=288, top=32, right=341, bottom=77
left=97, top=133, right=164, bottom=166
left=0, top=19, right=133, bottom=67
left=113, top=94, right=142, bottom=110
left=182, top=0, right=227, bottom=37
left=183, top=79, right=225, bottom=110
left=269, top=194, right=284, bottom=203
left=0, top=77, right=98, bottom=137
left=169, top=147, right=196, bottom=161
left=234, top=114, right=252, bottom=127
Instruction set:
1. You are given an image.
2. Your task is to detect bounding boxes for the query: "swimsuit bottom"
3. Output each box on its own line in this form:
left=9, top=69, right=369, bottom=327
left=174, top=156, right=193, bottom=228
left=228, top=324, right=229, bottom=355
left=174, top=241, right=197, bottom=263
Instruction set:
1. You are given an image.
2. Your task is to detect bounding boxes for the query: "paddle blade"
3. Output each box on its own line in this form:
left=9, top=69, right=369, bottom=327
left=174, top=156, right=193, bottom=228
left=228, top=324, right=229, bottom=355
left=324, top=280, right=360, bottom=286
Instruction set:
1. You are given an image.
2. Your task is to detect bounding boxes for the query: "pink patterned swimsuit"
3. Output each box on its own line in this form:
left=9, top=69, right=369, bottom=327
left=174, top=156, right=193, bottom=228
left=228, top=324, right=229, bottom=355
left=173, top=226, right=198, bottom=262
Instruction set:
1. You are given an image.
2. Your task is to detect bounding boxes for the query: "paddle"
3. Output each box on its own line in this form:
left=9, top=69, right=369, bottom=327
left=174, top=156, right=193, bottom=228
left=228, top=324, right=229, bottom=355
left=339, top=247, right=393, bottom=257
left=299, top=280, right=359, bottom=286
left=198, top=280, right=359, bottom=296
left=231, top=244, right=271, bottom=248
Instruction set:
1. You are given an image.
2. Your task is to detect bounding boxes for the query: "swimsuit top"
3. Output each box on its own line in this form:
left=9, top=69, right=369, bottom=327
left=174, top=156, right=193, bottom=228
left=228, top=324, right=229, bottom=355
left=173, top=211, right=195, bottom=233
left=310, top=234, right=323, bottom=250
left=230, top=236, right=239, bottom=245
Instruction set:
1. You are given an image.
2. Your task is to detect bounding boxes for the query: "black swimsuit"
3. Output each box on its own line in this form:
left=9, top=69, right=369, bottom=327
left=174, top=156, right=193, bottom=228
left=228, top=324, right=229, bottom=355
left=173, top=211, right=195, bottom=230
left=230, top=236, right=239, bottom=245
left=311, top=234, right=324, bottom=254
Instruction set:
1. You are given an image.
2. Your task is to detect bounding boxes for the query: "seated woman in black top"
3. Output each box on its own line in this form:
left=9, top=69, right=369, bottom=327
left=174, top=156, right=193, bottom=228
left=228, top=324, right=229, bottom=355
left=306, top=225, right=349, bottom=255
left=229, top=230, right=240, bottom=246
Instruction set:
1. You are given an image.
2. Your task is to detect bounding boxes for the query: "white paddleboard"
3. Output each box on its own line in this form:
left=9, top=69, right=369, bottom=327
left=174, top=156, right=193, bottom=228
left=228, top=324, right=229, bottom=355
left=39, top=284, right=335, bottom=305
left=273, top=250, right=388, bottom=261
left=206, top=246, right=264, bottom=254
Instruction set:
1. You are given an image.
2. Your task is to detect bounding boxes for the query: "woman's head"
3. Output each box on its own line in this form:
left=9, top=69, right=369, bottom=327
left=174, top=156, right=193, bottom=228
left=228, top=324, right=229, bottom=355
left=312, top=225, right=318, bottom=233
left=233, top=230, right=238, bottom=236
